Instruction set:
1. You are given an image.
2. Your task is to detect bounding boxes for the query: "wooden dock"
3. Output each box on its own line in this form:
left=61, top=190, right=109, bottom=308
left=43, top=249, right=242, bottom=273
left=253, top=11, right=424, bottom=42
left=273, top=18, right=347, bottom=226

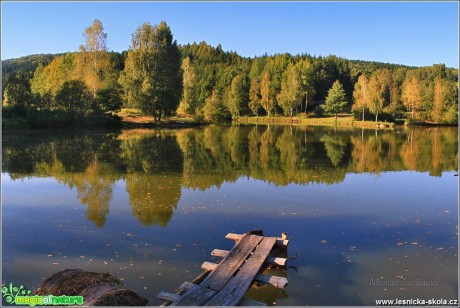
left=157, top=231, right=289, bottom=306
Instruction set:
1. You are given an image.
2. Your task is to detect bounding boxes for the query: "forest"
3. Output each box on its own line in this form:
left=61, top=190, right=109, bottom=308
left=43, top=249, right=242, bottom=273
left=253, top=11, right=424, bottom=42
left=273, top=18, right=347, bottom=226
left=2, top=19, right=458, bottom=129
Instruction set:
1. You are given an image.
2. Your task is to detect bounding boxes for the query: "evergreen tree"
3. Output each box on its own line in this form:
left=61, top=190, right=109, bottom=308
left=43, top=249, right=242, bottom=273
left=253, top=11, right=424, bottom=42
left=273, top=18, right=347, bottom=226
left=322, top=80, right=348, bottom=124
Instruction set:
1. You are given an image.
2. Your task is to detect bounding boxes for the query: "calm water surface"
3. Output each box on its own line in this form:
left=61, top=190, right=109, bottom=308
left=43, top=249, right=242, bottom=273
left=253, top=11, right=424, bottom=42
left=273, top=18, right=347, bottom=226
left=2, top=125, right=458, bottom=305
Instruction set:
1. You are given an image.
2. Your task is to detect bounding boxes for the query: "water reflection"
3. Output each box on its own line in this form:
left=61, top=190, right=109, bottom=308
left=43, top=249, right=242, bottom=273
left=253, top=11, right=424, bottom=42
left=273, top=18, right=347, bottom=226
left=2, top=126, right=458, bottom=306
left=2, top=126, right=458, bottom=228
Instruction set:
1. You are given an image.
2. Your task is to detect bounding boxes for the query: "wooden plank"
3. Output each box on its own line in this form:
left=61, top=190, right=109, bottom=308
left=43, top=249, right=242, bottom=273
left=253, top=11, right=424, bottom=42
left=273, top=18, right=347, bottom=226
left=199, top=262, right=289, bottom=288
left=267, top=256, right=287, bottom=266
left=200, top=234, right=263, bottom=291
left=201, top=261, right=217, bottom=271
left=191, top=270, right=211, bottom=285
left=205, top=237, right=277, bottom=306
left=254, top=273, right=288, bottom=288
left=225, top=233, right=289, bottom=247
left=157, top=291, right=181, bottom=302
left=211, top=249, right=287, bottom=266
left=240, top=298, right=267, bottom=306
left=211, top=248, right=229, bottom=258
left=158, top=282, right=196, bottom=306
left=170, top=284, right=216, bottom=306
left=177, top=281, right=195, bottom=293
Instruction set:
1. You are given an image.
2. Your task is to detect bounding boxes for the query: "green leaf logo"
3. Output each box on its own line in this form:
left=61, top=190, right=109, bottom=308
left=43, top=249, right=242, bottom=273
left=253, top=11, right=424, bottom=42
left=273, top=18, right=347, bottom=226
left=2, top=282, right=31, bottom=304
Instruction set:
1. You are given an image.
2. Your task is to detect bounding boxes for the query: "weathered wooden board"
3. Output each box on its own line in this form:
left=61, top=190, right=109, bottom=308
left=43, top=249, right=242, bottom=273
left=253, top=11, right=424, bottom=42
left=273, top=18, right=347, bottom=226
left=169, top=283, right=217, bottom=306
left=211, top=249, right=287, bottom=266
left=158, top=281, right=266, bottom=307
left=254, top=273, right=288, bottom=288
left=225, top=233, right=289, bottom=247
left=205, top=237, right=277, bottom=306
left=200, top=234, right=263, bottom=291
left=201, top=262, right=287, bottom=289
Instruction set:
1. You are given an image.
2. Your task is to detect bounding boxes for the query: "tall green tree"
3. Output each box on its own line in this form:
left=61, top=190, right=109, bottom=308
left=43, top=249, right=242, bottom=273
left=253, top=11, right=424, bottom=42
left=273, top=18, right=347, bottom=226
left=227, top=74, right=248, bottom=118
left=177, top=57, right=197, bottom=116
left=297, top=59, right=316, bottom=113
left=79, top=19, right=108, bottom=98
left=120, top=21, right=183, bottom=121
left=277, top=63, right=302, bottom=117
left=322, top=80, right=348, bottom=124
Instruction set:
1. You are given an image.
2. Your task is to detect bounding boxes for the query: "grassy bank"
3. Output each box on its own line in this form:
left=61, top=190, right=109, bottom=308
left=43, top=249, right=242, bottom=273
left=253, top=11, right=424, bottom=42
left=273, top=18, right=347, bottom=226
left=235, top=114, right=396, bottom=129
left=118, top=108, right=203, bottom=128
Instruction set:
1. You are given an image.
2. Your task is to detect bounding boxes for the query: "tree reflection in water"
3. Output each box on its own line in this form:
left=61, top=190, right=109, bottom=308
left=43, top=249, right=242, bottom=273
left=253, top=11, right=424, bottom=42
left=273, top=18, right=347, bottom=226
left=2, top=126, right=458, bottom=227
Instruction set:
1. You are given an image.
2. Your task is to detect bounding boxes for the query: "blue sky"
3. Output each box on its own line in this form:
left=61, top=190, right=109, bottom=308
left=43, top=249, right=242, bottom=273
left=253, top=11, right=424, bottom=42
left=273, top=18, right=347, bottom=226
left=1, top=1, right=459, bottom=68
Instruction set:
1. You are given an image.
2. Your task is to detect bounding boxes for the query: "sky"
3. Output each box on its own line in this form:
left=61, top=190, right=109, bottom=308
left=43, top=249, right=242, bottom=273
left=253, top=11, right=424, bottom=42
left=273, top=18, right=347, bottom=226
left=1, top=1, right=459, bottom=68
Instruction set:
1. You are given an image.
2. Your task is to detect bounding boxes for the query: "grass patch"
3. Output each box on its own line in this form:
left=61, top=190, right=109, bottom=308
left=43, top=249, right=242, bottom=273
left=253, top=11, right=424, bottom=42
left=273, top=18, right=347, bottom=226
left=235, top=115, right=395, bottom=129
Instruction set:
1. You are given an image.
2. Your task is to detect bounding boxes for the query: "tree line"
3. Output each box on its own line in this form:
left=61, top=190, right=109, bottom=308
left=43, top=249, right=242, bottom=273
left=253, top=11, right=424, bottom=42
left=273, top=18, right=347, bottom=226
left=2, top=19, right=458, bottom=128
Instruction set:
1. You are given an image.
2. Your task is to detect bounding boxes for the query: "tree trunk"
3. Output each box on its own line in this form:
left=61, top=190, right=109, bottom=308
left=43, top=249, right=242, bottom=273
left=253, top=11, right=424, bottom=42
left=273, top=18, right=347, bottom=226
left=375, top=110, right=379, bottom=122
left=290, top=108, right=293, bottom=119
left=362, top=105, right=365, bottom=121
left=335, top=113, right=338, bottom=125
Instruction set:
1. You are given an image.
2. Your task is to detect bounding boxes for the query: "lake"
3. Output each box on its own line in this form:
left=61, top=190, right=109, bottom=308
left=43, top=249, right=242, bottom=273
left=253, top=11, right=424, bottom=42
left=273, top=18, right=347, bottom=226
left=2, top=125, right=458, bottom=305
